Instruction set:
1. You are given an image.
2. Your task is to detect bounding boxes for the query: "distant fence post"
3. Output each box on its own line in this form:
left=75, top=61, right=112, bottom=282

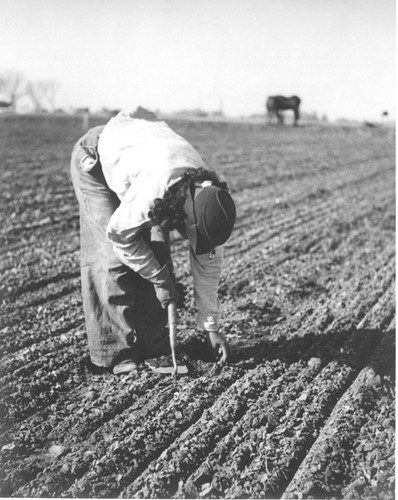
left=82, top=109, right=89, bottom=132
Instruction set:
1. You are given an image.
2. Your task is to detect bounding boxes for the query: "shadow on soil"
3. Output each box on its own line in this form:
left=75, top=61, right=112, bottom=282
left=181, top=326, right=395, bottom=379
left=80, top=326, right=395, bottom=383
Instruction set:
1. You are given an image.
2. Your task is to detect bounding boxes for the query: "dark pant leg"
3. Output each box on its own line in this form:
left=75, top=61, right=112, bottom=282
left=133, top=226, right=172, bottom=358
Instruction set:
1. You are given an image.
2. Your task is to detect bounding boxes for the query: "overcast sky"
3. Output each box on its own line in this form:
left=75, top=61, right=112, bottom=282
left=1, top=0, right=395, bottom=120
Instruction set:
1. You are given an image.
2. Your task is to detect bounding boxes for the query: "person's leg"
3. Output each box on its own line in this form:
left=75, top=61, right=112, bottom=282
left=132, top=226, right=171, bottom=359
left=70, top=134, right=142, bottom=368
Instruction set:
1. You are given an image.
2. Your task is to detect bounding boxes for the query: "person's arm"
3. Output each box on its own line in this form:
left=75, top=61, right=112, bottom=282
left=109, top=224, right=163, bottom=278
left=110, top=227, right=177, bottom=308
left=189, top=245, right=230, bottom=362
left=106, top=193, right=176, bottom=308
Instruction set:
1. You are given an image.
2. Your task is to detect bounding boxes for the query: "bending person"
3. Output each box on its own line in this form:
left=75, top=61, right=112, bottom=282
left=70, top=107, right=236, bottom=375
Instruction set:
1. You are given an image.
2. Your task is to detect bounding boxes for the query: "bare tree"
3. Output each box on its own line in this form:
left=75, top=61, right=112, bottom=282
left=26, top=79, right=60, bottom=112
left=0, top=70, right=25, bottom=110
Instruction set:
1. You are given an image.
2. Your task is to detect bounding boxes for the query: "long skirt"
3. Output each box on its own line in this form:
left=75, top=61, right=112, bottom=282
left=70, top=126, right=169, bottom=368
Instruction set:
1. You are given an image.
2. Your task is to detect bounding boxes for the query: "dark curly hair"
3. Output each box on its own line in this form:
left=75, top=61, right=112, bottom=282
left=148, top=168, right=228, bottom=230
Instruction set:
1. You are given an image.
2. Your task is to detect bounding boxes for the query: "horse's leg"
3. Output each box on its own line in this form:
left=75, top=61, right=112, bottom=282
left=293, top=106, right=299, bottom=126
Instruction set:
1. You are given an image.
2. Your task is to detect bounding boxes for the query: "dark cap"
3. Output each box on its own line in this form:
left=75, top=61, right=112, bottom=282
left=193, top=185, right=236, bottom=254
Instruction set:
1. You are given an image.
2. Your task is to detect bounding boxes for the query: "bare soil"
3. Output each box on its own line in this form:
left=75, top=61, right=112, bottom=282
left=0, top=115, right=395, bottom=498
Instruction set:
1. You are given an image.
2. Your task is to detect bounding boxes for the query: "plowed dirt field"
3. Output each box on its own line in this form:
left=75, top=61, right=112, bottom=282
left=0, top=115, right=395, bottom=499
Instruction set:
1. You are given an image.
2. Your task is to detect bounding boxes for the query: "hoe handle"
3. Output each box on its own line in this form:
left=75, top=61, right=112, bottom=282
left=168, top=302, right=178, bottom=376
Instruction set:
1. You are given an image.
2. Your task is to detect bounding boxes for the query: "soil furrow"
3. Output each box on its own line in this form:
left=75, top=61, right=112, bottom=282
left=1, top=373, right=172, bottom=495
left=1, top=263, right=80, bottom=303
left=282, top=327, right=395, bottom=500
left=233, top=156, right=392, bottom=233
left=126, top=361, right=313, bottom=498
left=234, top=182, right=393, bottom=265
left=0, top=277, right=81, bottom=320
left=0, top=321, right=86, bottom=386
left=294, top=252, right=396, bottom=337
left=0, top=337, right=88, bottom=431
left=175, top=329, right=381, bottom=498
left=0, top=218, right=79, bottom=249
left=0, top=295, right=83, bottom=355
left=70, top=369, right=276, bottom=495
left=356, top=281, right=396, bottom=331
left=228, top=333, right=379, bottom=497
left=222, top=362, right=360, bottom=498
left=16, top=367, right=245, bottom=497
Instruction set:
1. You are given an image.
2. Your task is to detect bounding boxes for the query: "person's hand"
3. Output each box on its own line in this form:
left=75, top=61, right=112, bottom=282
left=154, top=284, right=173, bottom=309
left=167, top=272, right=186, bottom=309
left=151, top=265, right=174, bottom=308
left=152, top=266, right=186, bottom=309
left=208, top=331, right=231, bottom=364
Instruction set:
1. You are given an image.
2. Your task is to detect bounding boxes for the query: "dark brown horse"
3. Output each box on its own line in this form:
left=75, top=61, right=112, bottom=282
left=266, top=95, right=301, bottom=126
